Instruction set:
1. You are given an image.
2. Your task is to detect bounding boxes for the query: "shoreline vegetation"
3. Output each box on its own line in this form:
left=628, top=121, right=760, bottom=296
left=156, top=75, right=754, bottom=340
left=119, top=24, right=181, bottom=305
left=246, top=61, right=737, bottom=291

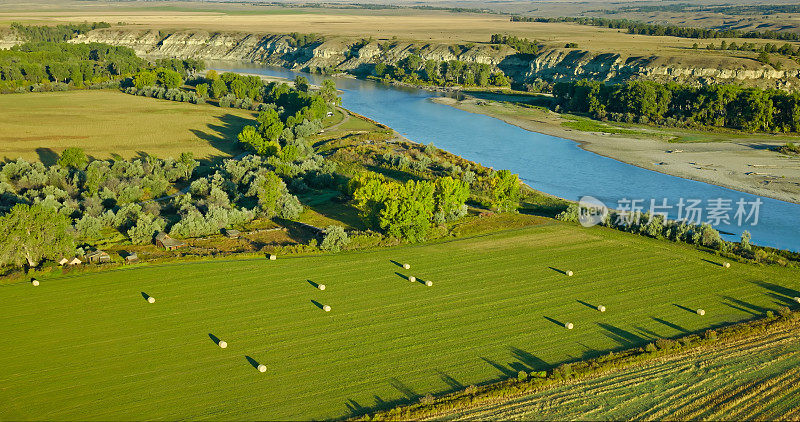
left=431, top=96, right=800, bottom=205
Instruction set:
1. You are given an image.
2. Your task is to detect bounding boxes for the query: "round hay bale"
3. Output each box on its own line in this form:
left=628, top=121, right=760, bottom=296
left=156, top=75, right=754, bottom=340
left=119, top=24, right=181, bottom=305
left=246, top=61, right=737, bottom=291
left=219, top=340, right=228, bottom=349
left=147, top=296, right=156, bottom=303
left=565, top=322, right=574, bottom=330
left=258, top=364, right=267, bottom=373
left=269, top=254, right=277, bottom=261
left=566, top=271, right=574, bottom=277
left=794, top=297, right=800, bottom=304
left=597, top=305, right=606, bottom=312
left=323, top=305, right=331, bottom=312
left=425, top=280, right=433, bottom=287
left=318, top=284, right=326, bottom=291
left=409, top=276, right=416, bottom=283
left=403, top=263, right=410, bottom=270
left=723, top=262, right=730, bottom=268
left=31, top=279, right=39, bottom=286
left=697, top=309, right=705, bottom=316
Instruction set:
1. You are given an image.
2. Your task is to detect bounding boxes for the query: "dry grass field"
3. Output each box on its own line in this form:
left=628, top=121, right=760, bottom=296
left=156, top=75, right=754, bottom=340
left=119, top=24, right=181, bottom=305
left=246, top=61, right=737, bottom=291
left=0, top=90, right=256, bottom=162
left=439, top=317, right=800, bottom=421
left=1, top=0, right=797, bottom=68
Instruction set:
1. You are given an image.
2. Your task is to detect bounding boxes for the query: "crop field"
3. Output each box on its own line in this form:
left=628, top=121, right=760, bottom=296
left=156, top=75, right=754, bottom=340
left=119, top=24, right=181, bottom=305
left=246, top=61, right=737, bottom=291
left=0, top=223, right=798, bottom=420
left=0, top=90, right=256, bottom=162
left=440, top=318, right=800, bottom=421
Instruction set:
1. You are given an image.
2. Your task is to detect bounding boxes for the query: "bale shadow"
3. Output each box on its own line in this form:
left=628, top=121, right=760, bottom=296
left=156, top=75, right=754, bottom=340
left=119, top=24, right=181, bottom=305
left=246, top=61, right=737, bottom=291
left=389, top=260, right=404, bottom=268
left=244, top=355, right=260, bottom=369
left=673, top=303, right=697, bottom=314
left=307, top=279, right=321, bottom=289
left=701, top=258, right=724, bottom=267
left=548, top=266, right=566, bottom=275
left=208, top=333, right=222, bottom=346
left=140, top=292, right=152, bottom=301
left=543, top=316, right=565, bottom=327
left=576, top=299, right=597, bottom=310
left=394, top=272, right=411, bottom=281
left=310, top=299, right=325, bottom=310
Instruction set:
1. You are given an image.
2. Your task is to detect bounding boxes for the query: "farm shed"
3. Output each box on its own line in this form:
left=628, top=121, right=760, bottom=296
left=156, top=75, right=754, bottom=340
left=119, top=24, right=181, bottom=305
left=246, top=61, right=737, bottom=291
left=155, top=232, right=187, bottom=251
left=224, top=228, right=240, bottom=239
left=125, top=252, right=139, bottom=262
left=85, top=250, right=111, bottom=264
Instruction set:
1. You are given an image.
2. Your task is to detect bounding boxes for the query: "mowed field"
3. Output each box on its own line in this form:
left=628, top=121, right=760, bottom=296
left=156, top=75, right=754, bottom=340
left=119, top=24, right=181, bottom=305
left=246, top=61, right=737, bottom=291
left=441, top=318, right=800, bottom=421
left=0, top=223, right=798, bottom=420
left=0, top=90, right=256, bottom=162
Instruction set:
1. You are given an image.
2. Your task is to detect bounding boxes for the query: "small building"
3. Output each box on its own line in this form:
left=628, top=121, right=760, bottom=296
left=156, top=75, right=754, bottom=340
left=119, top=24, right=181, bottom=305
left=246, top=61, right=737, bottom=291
left=125, top=252, right=139, bottom=262
left=58, top=257, right=69, bottom=266
left=67, top=257, right=82, bottom=266
left=155, top=232, right=187, bottom=251
left=224, top=228, right=240, bottom=239
left=85, top=250, right=111, bottom=264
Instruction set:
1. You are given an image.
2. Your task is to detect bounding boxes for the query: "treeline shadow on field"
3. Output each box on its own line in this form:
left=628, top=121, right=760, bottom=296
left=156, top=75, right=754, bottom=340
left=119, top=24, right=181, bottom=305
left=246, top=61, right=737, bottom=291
left=189, top=113, right=256, bottom=161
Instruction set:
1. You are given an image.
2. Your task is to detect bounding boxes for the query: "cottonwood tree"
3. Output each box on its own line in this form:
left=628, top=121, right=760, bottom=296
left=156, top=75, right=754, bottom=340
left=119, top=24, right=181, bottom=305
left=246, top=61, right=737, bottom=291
left=0, top=203, right=75, bottom=268
left=433, top=176, right=469, bottom=223
left=491, top=170, right=521, bottom=212
left=57, top=147, right=88, bottom=170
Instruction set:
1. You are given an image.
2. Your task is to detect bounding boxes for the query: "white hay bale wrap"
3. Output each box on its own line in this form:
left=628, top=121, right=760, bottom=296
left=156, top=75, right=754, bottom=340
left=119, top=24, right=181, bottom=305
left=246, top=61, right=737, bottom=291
left=794, top=297, right=800, bottom=304
left=31, top=279, right=39, bottom=286
left=258, top=364, right=267, bottom=373
left=425, top=280, right=433, bottom=287
left=323, top=305, right=331, bottom=312
left=566, top=271, right=574, bottom=277
left=723, top=262, right=730, bottom=268
left=597, top=305, right=606, bottom=312
left=565, top=322, right=574, bottom=330
left=219, top=340, right=228, bottom=349
left=697, top=309, right=705, bottom=316
left=408, top=276, right=416, bottom=283
left=403, top=263, right=410, bottom=270
left=147, top=296, right=156, bottom=303
left=318, top=284, right=326, bottom=291
left=269, top=254, right=277, bottom=261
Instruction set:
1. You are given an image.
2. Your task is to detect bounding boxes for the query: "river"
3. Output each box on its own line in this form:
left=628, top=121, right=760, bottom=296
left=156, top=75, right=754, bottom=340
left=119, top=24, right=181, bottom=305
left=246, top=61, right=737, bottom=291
left=212, top=63, right=800, bottom=252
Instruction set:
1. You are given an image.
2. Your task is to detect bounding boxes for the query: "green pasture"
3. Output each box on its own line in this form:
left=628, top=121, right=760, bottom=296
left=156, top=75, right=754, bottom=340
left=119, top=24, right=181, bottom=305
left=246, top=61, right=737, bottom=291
left=0, top=223, right=797, bottom=420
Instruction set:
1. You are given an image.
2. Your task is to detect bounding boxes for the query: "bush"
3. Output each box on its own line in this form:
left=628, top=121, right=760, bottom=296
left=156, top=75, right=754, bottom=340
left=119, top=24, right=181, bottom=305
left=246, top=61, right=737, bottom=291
left=645, top=343, right=658, bottom=353
left=320, top=225, right=350, bottom=253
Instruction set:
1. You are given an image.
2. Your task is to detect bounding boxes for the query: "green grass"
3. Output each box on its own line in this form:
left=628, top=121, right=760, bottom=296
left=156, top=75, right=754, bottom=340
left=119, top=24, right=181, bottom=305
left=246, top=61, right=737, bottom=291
left=561, top=116, right=639, bottom=135
left=0, top=223, right=797, bottom=420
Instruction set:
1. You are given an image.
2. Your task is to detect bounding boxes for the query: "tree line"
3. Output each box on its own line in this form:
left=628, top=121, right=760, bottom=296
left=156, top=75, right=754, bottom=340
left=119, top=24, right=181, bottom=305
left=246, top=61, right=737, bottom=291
left=372, top=56, right=510, bottom=88
left=10, top=22, right=111, bottom=43
left=0, top=41, right=147, bottom=93
left=552, top=79, right=800, bottom=133
left=510, top=16, right=800, bottom=42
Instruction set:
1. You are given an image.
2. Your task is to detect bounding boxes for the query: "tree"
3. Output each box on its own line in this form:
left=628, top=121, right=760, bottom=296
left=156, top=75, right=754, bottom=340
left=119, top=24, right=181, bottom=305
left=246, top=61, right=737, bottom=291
left=379, top=180, right=435, bottom=243
left=133, top=70, right=156, bottom=89
left=0, top=203, right=75, bottom=268
left=253, top=172, right=287, bottom=217
left=210, top=78, right=227, bottom=99
left=491, top=170, right=520, bottom=212
left=741, top=230, right=752, bottom=251
left=294, top=75, right=310, bottom=92
left=320, top=225, right=349, bottom=252
left=195, top=83, right=208, bottom=98
left=57, top=147, right=88, bottom=170
left=433, top=176, right=469, bottom=222
left=351, top=172, right=391, bottom=229
left=127, top=214, right=165, bottom=244
left=319, top=79, right=340, bottom=105
left=155, top=67, right=183, bottom=89
left=257, top=109, right=285, bottom=142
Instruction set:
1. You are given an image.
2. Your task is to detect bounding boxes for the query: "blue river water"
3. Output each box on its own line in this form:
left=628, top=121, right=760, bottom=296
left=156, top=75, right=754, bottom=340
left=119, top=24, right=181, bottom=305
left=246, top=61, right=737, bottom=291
left=213, top=63, right=799, bottom=252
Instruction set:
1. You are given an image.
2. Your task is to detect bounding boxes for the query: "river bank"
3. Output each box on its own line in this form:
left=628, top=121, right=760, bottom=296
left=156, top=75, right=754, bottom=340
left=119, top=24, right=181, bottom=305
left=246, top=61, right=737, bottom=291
left=433, top=96, right=800, bottom=205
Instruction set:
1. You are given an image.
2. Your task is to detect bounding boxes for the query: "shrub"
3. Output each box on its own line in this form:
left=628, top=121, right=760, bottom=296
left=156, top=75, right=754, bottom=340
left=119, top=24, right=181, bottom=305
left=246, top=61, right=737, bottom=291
left=645, top=343, right=658, bottom=353
left=320, top=225, right=350, bottom=253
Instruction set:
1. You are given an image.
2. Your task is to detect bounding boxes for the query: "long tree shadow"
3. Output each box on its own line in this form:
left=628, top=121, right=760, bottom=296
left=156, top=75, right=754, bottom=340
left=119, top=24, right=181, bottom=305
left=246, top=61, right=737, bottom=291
left=509, top=346, right=549, bottom=371
left=598, top=323, right=647, bottom=347
left=189, top=113, right=256, bottom=158
left=720, top=295, right=768, bottom=315
left=35, top=147, right=59, bottom=166
left=652, top=317, right=690, bottom=334
left=752, top=280, right=800, bottom=300
left=388, top=378, right=418, bottom=400
left=480, top=357, right=516, bottom=378
left=436, top=370, right=464, bottom=390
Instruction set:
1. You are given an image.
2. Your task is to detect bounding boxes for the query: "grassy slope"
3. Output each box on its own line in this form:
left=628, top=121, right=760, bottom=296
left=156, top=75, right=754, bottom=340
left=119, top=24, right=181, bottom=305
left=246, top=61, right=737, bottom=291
left=0, top=90, right=256, bottom=162
left=438, top=319, right=800, bottom=421
left=0, top=223, right=798, bottom=420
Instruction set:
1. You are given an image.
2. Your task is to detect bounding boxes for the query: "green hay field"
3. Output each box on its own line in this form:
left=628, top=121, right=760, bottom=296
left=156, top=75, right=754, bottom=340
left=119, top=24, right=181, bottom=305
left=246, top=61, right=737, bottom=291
left=0, top=223, right=798, bottom=420
left=0, top=90, right=256, bottom=163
